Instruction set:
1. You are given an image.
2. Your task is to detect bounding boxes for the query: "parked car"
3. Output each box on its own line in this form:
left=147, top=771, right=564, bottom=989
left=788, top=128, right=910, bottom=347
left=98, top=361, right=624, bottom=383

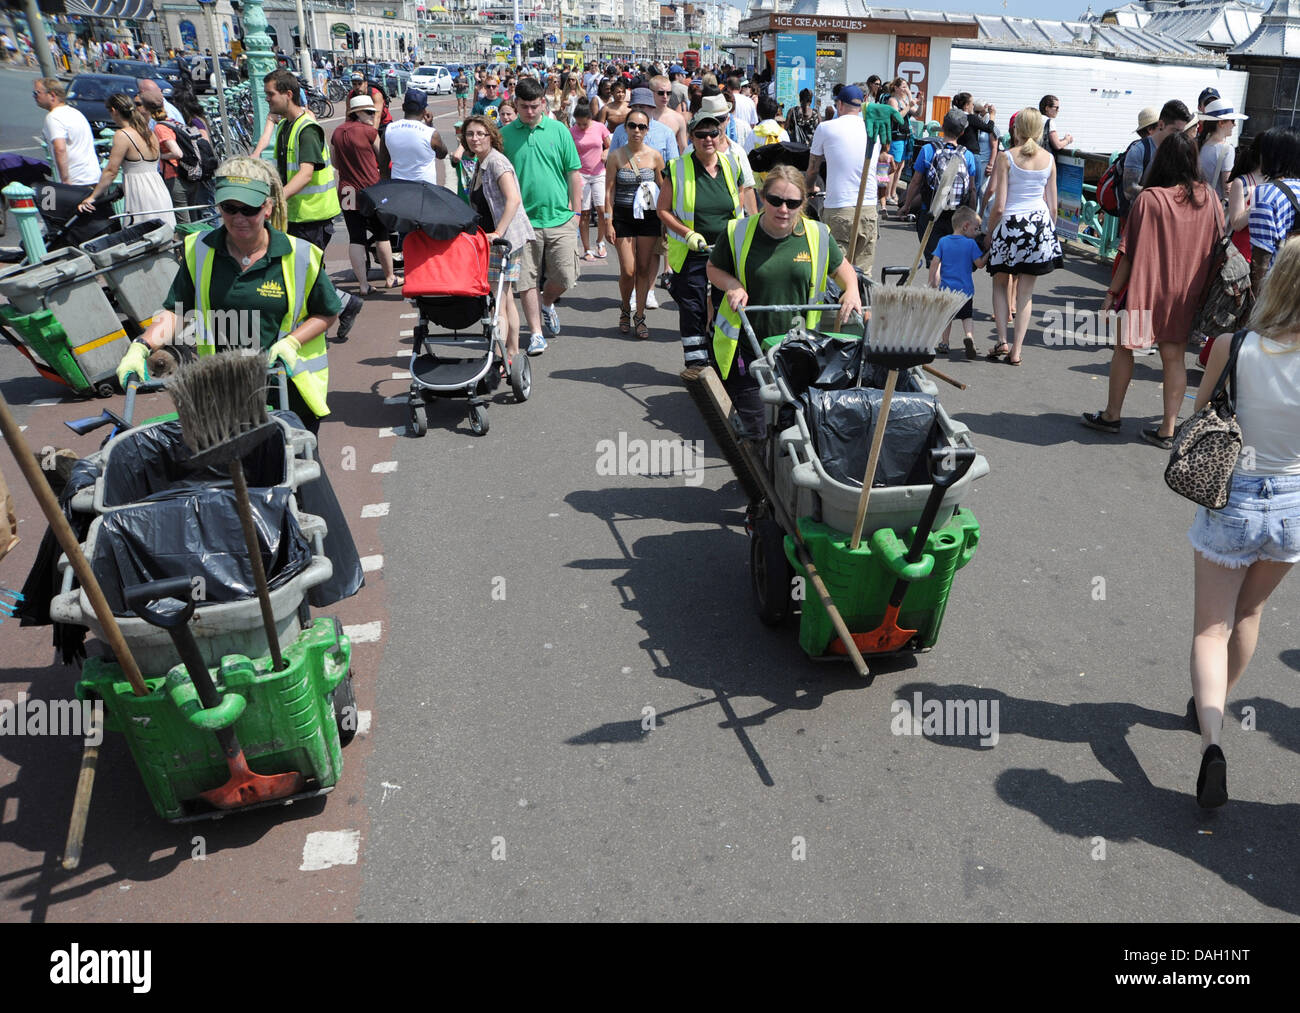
left=102, top=59, right=175, bottom=97
left=65, top=73, right=140, bottom=134
left=409, top=66, right=453, bottom=95
left=373, top=62, right=410, bottom=98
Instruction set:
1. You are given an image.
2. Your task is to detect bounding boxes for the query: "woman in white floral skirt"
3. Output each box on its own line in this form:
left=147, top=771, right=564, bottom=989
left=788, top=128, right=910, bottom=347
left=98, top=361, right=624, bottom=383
left=984, top=107, right=1063, bottom=365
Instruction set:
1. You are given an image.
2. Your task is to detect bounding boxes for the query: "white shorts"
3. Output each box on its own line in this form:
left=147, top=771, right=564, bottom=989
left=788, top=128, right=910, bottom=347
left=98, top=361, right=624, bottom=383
left=581, top=171, right=606, bottom=211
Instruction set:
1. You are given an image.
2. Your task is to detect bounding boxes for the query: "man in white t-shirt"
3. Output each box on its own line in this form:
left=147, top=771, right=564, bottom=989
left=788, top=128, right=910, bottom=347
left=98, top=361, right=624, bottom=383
left=725, top=75, right=758, bottom=128
left=33, top=77, right=101, bottom=185
left=805, top=85, right=878, bottom=276
left=381, top=88, right=448, bottom=188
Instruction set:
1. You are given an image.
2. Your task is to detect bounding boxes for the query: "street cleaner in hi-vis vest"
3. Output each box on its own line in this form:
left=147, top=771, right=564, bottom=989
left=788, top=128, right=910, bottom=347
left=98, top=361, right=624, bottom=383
left=706, top=165, right=864, bottom=440
left=657, top=100, right=747, bottom=371
left=115, top=159, right=343, bottom=434
left=264, top=68, right=363, bottom=340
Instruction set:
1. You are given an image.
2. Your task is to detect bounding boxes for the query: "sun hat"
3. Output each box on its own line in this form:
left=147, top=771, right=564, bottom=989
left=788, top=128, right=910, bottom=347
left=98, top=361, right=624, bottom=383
left=1202, top=97, right=1247, bottom=121
left=629, top=87, right=655, bottom=107
left=348, top=94, right=376, bottom=113
left=1135, top=106, right=1159, bottom=133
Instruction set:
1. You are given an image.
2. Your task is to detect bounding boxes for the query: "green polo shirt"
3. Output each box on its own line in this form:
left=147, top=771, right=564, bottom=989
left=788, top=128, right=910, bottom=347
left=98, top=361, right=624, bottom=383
left=164, top=225, right=343, bottom=351
left=689, top=153, right=741, bottom=247
left=501, top=116, right=581, bottom=229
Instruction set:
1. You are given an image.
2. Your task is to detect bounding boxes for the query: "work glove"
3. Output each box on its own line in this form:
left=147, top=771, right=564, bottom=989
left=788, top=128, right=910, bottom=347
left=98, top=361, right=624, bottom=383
left=863, top=102, right=902, bottom=148
left=267, top=335, right=300, bottom=371
left=116, top=340, right=149, bottom=390
left=686, top=231, right=708, bottom=253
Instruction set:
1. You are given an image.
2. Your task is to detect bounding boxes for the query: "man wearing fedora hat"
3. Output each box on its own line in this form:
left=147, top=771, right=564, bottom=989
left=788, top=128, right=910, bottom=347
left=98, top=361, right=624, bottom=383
left=1120, top=99, right=1192, bottom=223
left=331, top=94, right=397, bottom=294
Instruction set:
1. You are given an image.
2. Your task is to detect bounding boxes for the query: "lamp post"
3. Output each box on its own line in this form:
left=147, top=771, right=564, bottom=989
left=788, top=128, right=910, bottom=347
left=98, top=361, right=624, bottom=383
left=241, top=0, right=279, bottom=153
left=198, top=0, right=235, bottom=158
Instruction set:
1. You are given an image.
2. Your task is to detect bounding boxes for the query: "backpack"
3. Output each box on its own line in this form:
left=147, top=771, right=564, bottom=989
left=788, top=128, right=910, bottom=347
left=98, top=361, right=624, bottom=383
left=1190, top=232, right=1253, bottom=341
left=925, top=142, right=969, bottom=212
left=166, top=118, right=218, bottom=183
left=1105, top=136, right=1154, bottom=217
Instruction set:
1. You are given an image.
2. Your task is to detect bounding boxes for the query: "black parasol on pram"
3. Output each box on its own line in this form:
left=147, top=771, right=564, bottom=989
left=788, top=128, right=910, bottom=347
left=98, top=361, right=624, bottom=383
left=359, top=179, right=477, bottom=239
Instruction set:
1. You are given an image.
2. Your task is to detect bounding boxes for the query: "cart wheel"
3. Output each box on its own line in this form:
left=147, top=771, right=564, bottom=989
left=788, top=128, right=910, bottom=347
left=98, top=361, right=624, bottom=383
left=751, top=518, right=793, bottom=627
left=93, top=381, right=115, bottom=399
left=510, top=355, right=532, bottom=402
left=409, top=402, right=427, bottom=437
left=469, top=403, right=489, bottom=436
left=331, top=671, right=358, bottom=747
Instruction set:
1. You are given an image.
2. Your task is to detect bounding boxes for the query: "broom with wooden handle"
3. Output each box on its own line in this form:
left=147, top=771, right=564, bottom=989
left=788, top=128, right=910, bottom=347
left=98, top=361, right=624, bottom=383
left=0, top=391, right=149, bottom=871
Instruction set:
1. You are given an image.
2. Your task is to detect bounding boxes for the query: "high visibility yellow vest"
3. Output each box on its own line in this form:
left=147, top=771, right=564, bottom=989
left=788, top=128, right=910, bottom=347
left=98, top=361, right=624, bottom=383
left=665, top=152, right=741, bottom=272
left=274, top=112, right=342, bottom=224
left=184, top=231, right=332, bottom=418
left=712, top=215, right=830, bottom=380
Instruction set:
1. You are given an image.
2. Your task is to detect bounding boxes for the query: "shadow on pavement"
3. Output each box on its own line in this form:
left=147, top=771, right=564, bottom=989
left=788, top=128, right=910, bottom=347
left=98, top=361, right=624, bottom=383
left=892, top=679, right=1300, bottom=916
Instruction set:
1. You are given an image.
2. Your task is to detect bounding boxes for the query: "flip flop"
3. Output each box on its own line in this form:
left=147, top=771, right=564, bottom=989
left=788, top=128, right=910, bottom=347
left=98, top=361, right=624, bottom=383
left=986, top=344, right=1010, bottom=361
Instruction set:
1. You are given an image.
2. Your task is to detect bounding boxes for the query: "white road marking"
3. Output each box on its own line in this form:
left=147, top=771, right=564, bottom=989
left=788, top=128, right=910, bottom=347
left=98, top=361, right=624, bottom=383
left=381, top=781, right=402, bottom=804
left=299, top=830, right=361, bottom=871
left=371, top=460, right=398, bottom=473
left=400, top=312, right=417, bottom=319
left=377, top=427, right=395, bottom=438
left=361, top=502, right=389, bottom=518
left=343, top=621, right=382, bottom=644
left=360, top=554, right=383, bottom=572
left=391, top=371, right=411, bottom=380
left=356, top=710, right=372, bottom=736
left=399, top=329, right=413, bottom=336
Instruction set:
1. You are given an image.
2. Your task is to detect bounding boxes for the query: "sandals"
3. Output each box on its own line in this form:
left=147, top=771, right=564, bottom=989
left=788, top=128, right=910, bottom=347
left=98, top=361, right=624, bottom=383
left=619, top=304, right=632, bottom=334
left=986, top=343, right=1011, bottom=361
left=596, top=241, right=608, bottom=259
left=1006, top=356, right=1022, bottom=366
left=634, top=313, right=649, bottom=340
left=583, top=251, right=597, bottom=262
left=936, top=343, right=949, bottom=354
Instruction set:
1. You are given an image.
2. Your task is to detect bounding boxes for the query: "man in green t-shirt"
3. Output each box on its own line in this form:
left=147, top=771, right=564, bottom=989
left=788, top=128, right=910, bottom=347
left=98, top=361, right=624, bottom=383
left=501, top=76, right=582, bottom=357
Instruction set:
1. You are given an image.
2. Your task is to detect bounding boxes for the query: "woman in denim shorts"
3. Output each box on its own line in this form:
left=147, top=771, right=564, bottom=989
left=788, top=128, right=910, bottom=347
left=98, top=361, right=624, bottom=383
left=1187, top=239, right=1300, bottom=808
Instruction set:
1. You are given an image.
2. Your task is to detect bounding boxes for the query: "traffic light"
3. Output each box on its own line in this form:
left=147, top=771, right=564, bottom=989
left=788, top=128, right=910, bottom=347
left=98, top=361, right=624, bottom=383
left=531, top=37, right=544, bottom=56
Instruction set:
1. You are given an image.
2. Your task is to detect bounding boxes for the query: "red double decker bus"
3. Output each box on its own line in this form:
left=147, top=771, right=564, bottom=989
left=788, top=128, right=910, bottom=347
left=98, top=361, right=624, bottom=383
left=681, top=49, right=700, bottom=72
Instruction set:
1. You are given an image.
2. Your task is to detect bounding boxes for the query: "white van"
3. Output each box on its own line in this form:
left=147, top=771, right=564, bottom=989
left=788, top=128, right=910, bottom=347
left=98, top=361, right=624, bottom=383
left=410, top=66, right=453, bottom=95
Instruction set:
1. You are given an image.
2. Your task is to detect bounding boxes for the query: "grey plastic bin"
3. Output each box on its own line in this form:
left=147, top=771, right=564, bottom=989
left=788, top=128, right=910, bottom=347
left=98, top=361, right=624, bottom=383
left=82, top=218, right=178, bottom=330
left=50, top=510, right=332, bottom=677
left=750, top=344, right=988, bottom=537
left=0, top=246, right=130, bottom=386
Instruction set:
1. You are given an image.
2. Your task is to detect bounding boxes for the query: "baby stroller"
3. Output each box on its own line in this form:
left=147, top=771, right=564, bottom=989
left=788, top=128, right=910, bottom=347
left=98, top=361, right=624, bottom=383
left=402, top=227, right=530, bottom=437
left=360, top=178, right=531, bottom=437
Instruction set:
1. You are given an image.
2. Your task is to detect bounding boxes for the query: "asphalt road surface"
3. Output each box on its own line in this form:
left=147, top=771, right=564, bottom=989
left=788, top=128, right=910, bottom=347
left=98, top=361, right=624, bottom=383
left=1, top=91, right=1298, bottom=923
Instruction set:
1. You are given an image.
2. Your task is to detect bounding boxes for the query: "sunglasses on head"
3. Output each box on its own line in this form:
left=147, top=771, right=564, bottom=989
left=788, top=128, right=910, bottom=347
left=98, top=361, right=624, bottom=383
left=693, top=128, right=719, bottom=139
left=764, top=193, right=802, bottom=210
left=219, top=201, right=263, bottom=217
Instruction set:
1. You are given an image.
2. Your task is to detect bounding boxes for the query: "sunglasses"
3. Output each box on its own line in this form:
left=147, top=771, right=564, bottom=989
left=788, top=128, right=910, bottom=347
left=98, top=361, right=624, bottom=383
left=764, top=193, right=802, bottom=210
left=693, top=128, right=719, bottom=139
left=655, top=89, right=671, bottom=96
left=626, top=122, right=648, bottom=131
left=219, top=201, right=263, bottom=217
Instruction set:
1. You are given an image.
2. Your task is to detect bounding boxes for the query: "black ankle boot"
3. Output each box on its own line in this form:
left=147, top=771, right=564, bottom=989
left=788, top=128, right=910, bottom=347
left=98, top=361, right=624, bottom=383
left=1196, top=744, right=1227, bottom=808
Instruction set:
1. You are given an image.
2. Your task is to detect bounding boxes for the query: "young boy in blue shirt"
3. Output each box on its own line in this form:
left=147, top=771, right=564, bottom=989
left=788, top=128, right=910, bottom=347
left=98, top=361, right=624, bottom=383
left=928, top=206, right=988, bottom=357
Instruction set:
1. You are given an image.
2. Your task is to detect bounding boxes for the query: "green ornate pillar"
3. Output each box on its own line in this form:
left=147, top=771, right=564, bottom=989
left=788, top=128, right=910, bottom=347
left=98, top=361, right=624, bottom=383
left=241, top=0, right=279, bottom=158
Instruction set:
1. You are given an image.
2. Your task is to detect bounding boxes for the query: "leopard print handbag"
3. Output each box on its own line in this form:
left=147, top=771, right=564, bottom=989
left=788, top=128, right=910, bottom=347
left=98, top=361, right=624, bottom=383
left=1164, top=329, right=1248, bottom=509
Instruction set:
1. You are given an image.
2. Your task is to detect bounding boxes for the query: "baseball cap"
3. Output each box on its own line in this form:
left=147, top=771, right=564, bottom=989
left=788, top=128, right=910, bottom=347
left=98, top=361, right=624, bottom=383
left=403, top=87, right=428, bottom=112
left=669, top=65, right=685, bottom=75
left=838, top=85, right=864, bottom=106
left=350, top=71, right=364, bottom=81
left=1199, top=87, right=1220, bottom=107
left=1135, top=106, right=1159, bottom=133
left=213, top=173, right=270, bottom=208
